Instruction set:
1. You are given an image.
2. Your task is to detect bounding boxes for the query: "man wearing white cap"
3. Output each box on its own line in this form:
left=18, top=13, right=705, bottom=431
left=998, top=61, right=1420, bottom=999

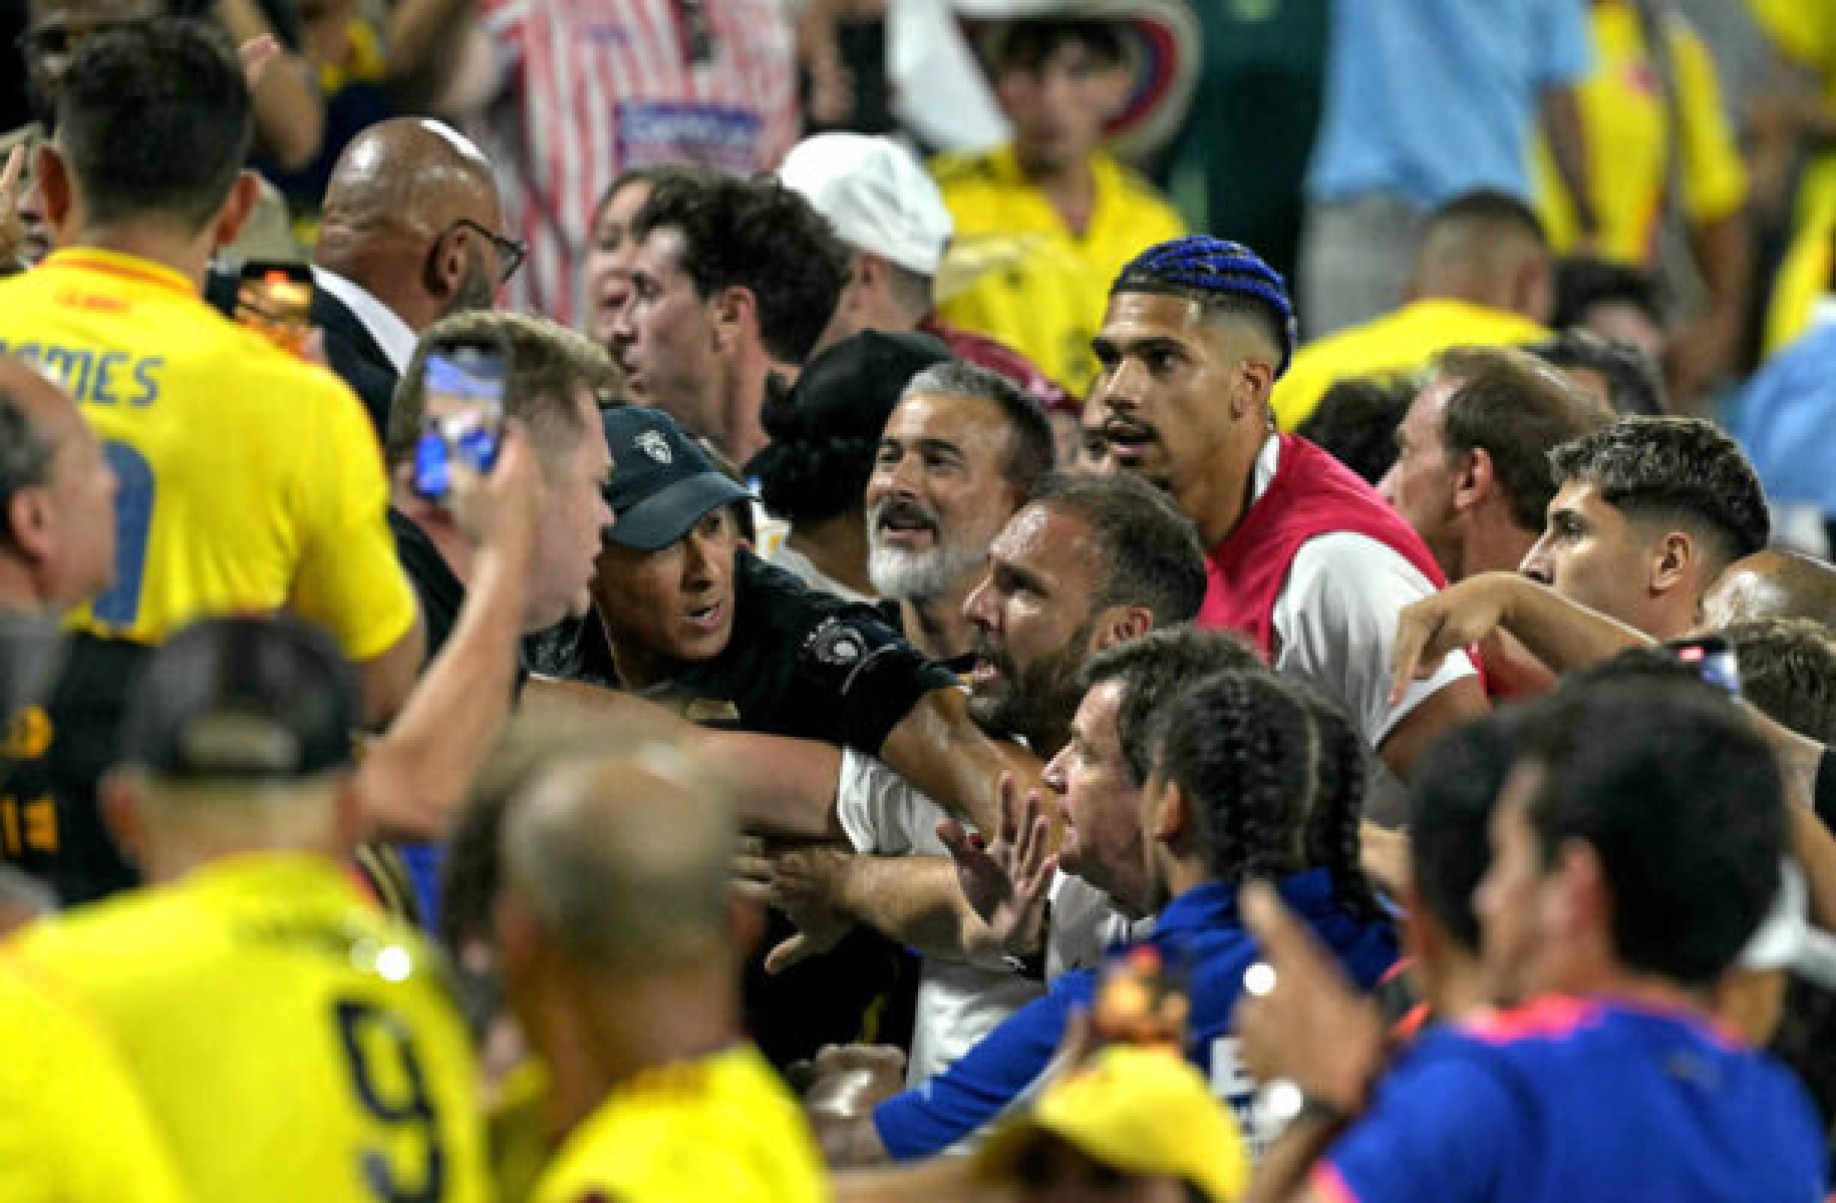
left=780, top=132, right=1071, bottom=413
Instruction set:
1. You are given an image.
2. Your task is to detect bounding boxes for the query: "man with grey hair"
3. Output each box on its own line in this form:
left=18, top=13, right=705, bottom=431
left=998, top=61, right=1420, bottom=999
left=867, top=359, right=1055, bottom=664
left=495, top=747, right=827, bottom=1200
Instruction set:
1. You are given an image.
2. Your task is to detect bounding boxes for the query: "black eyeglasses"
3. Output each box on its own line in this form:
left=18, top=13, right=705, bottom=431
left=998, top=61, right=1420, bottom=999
left=447, top=218, right=527, bottom=285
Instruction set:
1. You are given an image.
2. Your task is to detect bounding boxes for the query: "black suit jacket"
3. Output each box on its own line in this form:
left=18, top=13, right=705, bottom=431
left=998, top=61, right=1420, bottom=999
left=311, top=284, right=402, bottom=437
left=202, top=267, right=402, bottom=437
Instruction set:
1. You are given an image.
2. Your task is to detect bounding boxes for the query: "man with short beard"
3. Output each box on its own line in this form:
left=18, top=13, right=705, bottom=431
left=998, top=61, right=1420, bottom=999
left=762, top=472, right=1208, bottom=1083
left=867, top=361, right=1057, bottom=664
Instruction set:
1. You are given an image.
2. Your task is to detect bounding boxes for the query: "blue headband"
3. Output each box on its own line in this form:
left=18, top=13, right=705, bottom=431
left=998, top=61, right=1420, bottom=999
left=1114, top=237, right=1299, bottom=378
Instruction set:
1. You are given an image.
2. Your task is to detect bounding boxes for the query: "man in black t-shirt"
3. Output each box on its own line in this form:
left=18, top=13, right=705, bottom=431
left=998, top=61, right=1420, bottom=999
left=575, top=405, right=1046, bottom=1063
left=583, top=405, right=1031, bottom=824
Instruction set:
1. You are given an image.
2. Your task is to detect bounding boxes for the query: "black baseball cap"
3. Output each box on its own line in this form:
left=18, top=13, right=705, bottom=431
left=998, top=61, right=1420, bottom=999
left=117, top=616, right=358, bottom=780
left=601, top=407, right=752, bottom=552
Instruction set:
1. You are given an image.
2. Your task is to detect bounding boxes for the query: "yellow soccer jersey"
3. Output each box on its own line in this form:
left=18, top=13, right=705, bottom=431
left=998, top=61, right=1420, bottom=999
left=0, top=958, right=190, bottom=1203
left=13, top=853, right=488, bottom=1203
left=0, top=249, right=417, bottom=659
left=1273, top=299, right=1550, bottom=430
left=935, top=145, right=1186, bottom=394
left=1531, top=1, right=1747, bottom=263
left=1748, top=0, right=1836, bottom=355
left=531, top=1043, right=826, bottom=1203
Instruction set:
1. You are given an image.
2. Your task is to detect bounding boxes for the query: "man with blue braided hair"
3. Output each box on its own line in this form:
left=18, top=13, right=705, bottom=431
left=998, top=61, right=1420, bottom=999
left=1087, top=235, right=1488, bottom=798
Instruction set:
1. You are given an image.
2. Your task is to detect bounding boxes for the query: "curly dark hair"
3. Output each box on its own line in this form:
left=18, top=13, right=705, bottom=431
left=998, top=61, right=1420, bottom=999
left=1151, top=670, right=1317, bottom=885
left=631, top=172, right=850, bottom=365
left=1080, top=625, right=1267, bottom=787
left=1547, top=416, right=1771, bottom=575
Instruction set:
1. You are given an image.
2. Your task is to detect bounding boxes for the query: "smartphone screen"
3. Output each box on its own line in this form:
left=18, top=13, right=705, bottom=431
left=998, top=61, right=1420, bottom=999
left=234, top=261, right=314, bottom=354
left=413, top=343, right=507, bottom=502
left=1668, top=636, right=1741, bottom=698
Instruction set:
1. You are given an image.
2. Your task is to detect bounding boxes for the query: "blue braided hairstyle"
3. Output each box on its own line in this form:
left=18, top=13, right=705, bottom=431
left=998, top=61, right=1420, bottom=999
left=1111, top=237, right=1299, bottom=379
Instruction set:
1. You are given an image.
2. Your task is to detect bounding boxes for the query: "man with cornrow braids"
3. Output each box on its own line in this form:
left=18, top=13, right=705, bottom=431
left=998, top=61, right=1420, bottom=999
left=809, top=667, right=1399, bottom=1164
left=1087, top=236, right=1488, bottom=798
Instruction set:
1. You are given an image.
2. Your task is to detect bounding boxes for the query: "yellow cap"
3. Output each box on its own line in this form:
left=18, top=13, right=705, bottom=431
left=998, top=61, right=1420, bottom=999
left=972, top=1045, right=1249, bottom=1201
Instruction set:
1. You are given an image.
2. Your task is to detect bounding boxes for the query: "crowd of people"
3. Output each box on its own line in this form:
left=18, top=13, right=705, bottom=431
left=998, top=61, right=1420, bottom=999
left=2, top=0, right=1836, bottom=1200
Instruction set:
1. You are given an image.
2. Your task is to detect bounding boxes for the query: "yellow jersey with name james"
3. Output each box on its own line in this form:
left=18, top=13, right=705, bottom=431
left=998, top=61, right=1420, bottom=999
left=0, top=957, right=191, bottom=1203
left=0, top=249, right=416, bottom=659
left=531, top=1043, right=826, bottom=1203
left=13, top=853, right=488, bottom=1203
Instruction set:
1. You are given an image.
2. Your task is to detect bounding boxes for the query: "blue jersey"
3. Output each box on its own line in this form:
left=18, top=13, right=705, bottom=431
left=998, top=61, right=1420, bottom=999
left=1319, top=996, right=1827, bottom=1203
left=873, top=870, right=1399, bottom=1160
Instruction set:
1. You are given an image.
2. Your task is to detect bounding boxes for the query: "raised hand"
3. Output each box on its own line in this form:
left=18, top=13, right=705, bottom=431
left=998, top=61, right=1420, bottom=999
left=937, top=770, right=1055, bottom=957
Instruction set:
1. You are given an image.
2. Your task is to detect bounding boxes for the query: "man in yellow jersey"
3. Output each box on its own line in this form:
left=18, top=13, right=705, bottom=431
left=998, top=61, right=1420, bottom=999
left=1747, top=0, right=1836, bottom=358
left=1274, top=193, right=1555, bottom=430
left=0, top=18, right=423, bottom=725
left=495, top=747, right=826, bottom=1202
left=0, top=958, right=191, bottom=1203
left=933, top=17, right=1186, bottom=395
left=1529, top=0, right=1750, bottom=409
left=13, top=615, right=490, bottom=1203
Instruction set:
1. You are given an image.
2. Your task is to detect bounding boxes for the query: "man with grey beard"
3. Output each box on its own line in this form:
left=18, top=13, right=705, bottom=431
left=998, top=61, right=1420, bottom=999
left=867, top=362, right=1056, bottom=666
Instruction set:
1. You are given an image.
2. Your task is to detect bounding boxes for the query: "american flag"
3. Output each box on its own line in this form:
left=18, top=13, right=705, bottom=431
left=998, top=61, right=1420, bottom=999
left=471, top=0, right=800, bottom=329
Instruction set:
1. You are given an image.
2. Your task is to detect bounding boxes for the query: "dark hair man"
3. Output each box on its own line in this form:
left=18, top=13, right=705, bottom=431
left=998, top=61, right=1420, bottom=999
left=1087, top=235, right=1487, bottom=783
left=5, top=0, right=322, bottom=266
left=1550, top=254, right=1667, bottom=365
left=749, top=330, right=953, bottom=602
left=14, top=617, right=492, bottom=1203
left=496, top=746, right=828, bottom=1201
left=607, top=171, right=850, bottom=464
left=1296, top=375, right=1416, bottom=486
left=1277, top=192, right=1555, bottom=430
left=1238, top=680, right=1826, bottom=1203
left=778, top=131, right=1072, bottom=409
left=584, top=165, right=702, bottom=358
left=1527, top=329, right=1668, bottom=416
left=0, top=18, right=424, bottom=725
left=756, top=473, right=1206, bottom=1082
left=1380, top=345, right=1611, bottom=583
left=868, top=360, right=1057, bottom=663
left=1522, top=415, right=1770, bottom=640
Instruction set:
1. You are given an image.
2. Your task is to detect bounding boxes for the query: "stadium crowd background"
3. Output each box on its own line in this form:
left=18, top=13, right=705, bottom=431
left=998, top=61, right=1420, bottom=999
left=2, top=0, right=1836, bottom=1199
